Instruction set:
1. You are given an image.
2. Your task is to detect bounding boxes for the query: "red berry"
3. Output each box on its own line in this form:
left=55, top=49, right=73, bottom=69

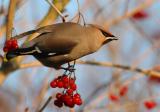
left=57, top=81, right=63, bottom=88
left=144, top=101, right=157, bottom=110
left=12, top=39, right=17, bottom=45
left=4, top=39, right=19, bottom=52
left=64, top=96, right=74, bottom=108
left=109, top=94, right=119, bottom=102
left=63, top=94, right=70, bottom=102
left=69, top=78, right=75, bottom=85
left=67, top=89, right=74, bottom=95
left=62, top=94, right=70, bottom=102
left=119, top=86, right=128, bottom=96
left=54, top=100, right=63, bottom=108
left=73, top=97, right=82, bottom=105
left=12, top=44, right=18, bottom=49
left=62, top=75, right=69, bottom=83
left=56, top=93, right=62, bottom=100
left=77, top=99, right=82, bottom=105
left=67, top=101, right=75, bottom=108
left=70, top=83, right=77, bottom=90
left=74, top=93, right=81, bottom=98
left=132, top=11, right=148, bottom=20
left=50, top=81, right=57, bottom=88
left=63, top=83, right=69, bottom=89
left=6, top=40, right=12, bottom=47
left=3, top=47, right=8, bottom=52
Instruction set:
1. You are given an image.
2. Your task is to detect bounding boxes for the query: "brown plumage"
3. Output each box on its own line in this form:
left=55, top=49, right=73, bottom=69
left=6, top=22, right=118, bottom=69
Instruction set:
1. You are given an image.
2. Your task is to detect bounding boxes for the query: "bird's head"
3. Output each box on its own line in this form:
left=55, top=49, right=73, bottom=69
left=88, top=24, right=118, bottom=45
left=100, top=28, right=118, bottom=45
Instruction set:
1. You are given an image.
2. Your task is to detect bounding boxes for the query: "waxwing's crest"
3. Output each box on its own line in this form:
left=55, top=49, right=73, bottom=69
left=86, top=24, right=115, bottom=37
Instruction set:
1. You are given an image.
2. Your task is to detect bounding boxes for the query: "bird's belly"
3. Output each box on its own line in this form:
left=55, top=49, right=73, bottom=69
left=34, top=56, right=61, bottom=68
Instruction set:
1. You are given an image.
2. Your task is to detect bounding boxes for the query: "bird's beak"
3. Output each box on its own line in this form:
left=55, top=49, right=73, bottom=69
left=107, top=36, right=118, bottom=40
left=103, top=36, right=118, bottom=44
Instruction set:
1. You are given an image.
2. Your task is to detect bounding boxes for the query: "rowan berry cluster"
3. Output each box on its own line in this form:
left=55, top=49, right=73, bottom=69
left=50, top=70, right=82, bottom=108
left=109, top=85, right=157, bottom=110
left=3, top=39, right=19, bottom=52
left=109, top=86, right=128, bottom=102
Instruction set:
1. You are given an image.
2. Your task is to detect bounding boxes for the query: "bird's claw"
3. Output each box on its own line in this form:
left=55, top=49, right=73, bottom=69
left=60, top=65, right=75, bottom=72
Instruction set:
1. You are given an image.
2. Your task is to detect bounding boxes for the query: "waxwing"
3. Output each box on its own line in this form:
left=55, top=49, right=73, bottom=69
left=6, top=22, right=118, bottom=69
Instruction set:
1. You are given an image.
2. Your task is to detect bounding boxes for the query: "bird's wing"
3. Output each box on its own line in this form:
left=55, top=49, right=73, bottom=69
left=36, top=22, right=80, bottom=34
left=36, top=24, right=57, bottom=34
left=22, top=22, right=82, bottom=54
left=30, top=32, right=79, bottom=55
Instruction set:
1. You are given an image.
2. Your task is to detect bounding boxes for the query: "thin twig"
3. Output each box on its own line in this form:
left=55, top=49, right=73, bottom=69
left=105, top=0, right=155, bottom=28
left=45, top=0, right=66, bottom=22
left=20, top=61, right=42, bottom=68
left=129, top=19, right=160, bottom=67
left=84, top=91, right=108, bottom=111
left=94, top=0, right=116, bottom=18
left=78, top=81, right=111, bottom=112
left=6, top=0, right=17, bottom=40
left=26, top=0, right=69, bottom=41
left=35, top=70, right=52, bottom=112
left=38, top=96, right=52, bottom=112
left=123, top=0, right=129, bottom=15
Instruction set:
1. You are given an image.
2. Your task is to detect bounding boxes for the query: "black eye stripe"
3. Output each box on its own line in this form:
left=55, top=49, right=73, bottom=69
left=100, top=30, right=115, bottom=37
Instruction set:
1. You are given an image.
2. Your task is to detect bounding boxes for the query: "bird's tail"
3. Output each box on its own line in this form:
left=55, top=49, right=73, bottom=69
left=6, top=46, right=37, bottom=60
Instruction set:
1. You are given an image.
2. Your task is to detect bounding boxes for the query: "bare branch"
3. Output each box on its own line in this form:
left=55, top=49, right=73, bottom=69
left=6, top=0, right=17, bottom=40
left=20, top=60, right=160, bottom=78
left=77, top=60, right=160, bottom=78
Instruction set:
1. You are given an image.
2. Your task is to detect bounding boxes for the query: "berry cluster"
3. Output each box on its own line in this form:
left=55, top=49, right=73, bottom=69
left=54, top=92, right=82, bottom=108
left=109, top=86, right=128, bottom=102
left=50, top=73, right=82, bottom=108
left=3, top=39, right=19, bottom=52
left=109, top=86, right=157, bottom=110
left=50, top=75, right=77, bottom=90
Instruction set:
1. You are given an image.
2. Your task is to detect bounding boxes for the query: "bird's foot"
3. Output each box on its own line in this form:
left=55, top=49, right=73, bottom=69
left=58, top=61, right=76, bottom=72
left=60, top=65, right=75, bottom=72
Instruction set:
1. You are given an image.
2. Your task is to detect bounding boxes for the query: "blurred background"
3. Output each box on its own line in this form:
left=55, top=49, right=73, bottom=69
left=0, top=0, right=160, bottom=112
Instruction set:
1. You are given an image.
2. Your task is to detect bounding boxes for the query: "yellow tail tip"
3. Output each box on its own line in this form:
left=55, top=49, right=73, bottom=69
left=3, top=58, right=8, bottom=62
